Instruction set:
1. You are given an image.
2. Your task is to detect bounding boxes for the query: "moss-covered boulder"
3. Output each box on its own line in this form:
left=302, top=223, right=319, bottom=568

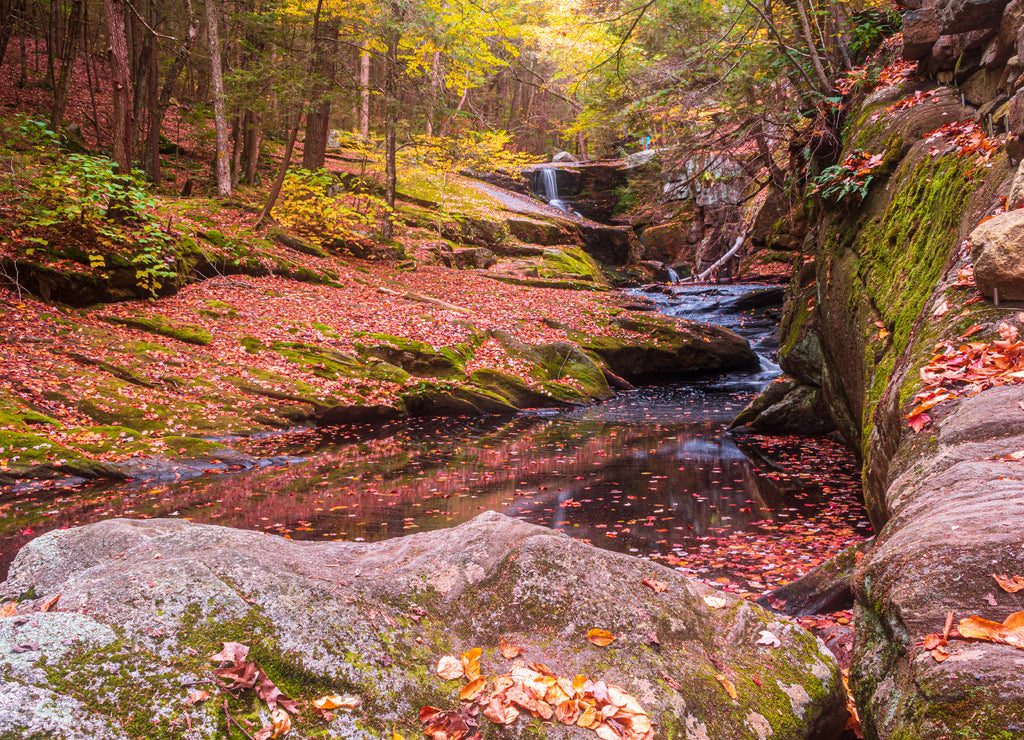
left=582, top=314, right=759, bottom=382
left=0, top=512, right=848, bottom=740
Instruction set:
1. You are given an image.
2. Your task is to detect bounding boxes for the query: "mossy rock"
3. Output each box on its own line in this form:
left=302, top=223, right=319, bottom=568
left=0, top=513, right=849, bottom=739
left=402, top=381, right=517, bottom=417
left=99, top=314, right=213, bottom=346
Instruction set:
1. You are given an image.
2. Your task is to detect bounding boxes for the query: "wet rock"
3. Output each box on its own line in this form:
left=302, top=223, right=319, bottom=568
left=759, top=541, right=874, bottom=617
left=733, top=384, right=835, bottom=436
left=729, top=375, right=799, bottom=430
left=639, top=221, right=695, bottom=264
left=0, top=512, right=849, bottom=739
left=969, top=208, right=1024, bottom=299
left=505, top=216, right=572, bottom=246
left=583, top=314, right=759, bottom=382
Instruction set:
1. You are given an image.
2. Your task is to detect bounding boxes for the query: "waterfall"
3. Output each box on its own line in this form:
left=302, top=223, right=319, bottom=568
left=539, top=167, right=569, bottom=212
left=665, top=267, right=679, bottom=284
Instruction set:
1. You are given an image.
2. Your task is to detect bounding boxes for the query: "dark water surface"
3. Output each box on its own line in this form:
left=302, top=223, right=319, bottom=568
left=0, top=284, right=871, bottom=585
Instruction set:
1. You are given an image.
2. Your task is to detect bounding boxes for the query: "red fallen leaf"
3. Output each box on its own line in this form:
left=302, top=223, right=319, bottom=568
left=933, top=300, right=949, bottom=317
left=642, top=578, right=668, bottom=593
left=907, top=412, right=931, bottom=433
left=257, top=671, right=301, bottom=714
left=922, top=633, right=946, bottom=650
left=959, top=324, right=983, bottom=338
left=659, top=671, right=682, bottom=690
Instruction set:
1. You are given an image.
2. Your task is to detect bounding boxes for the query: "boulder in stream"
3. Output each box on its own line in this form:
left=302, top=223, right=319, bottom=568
left=0, top=512, right=848, bottom=739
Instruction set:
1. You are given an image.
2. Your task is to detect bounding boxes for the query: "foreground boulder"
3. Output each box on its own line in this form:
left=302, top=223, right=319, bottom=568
left=0, top=512, right=847, bottom=739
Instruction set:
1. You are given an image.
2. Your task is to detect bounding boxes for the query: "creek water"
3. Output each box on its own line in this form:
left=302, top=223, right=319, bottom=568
left=0, top=284, right=871, bottom=588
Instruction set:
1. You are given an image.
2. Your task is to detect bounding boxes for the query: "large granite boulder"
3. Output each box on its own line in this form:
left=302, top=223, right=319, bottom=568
left=0, top=513, right=848, bottom=739
left=852, top=385, right=1024, bottom=738
left=969, top=209, right=1024, bottom=300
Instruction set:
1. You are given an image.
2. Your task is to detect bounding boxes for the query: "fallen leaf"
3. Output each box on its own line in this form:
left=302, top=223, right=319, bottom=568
left=12, top=642, right=38, bottom=653
left=499, top=637, right=521, bottom=659
left=715, top=673, right=738, bottom=700
left=270, top=706, right=291, bottom=737
left=437, top=655, right=464, bottom=680
left=958, top=611, right=1024, bottom=648
left=933, top=300, right=949, bottom=317
left=983, top=593, right=998, bottom=607
left=755, top=630, right=781, bottom=648
left=992, top=574, right=1024, bottom=593
left=931, top=646, right=950, bottom=662
left=959, top=324, right=983, bottom=338
left=185, top=690, right=211, bottom=705
left=0, top=603, right=15, bottom=617
left=943, top=610, right=954, bottom=641
left=313, top=694, right=361, bottom=711
left=257, top=671, right=300, bottom=714
left=642, top=578, right=668, bottom=593
left=38, top=593, right=60, bottom=612
left=484, top=698, right=519, bottom=725
left=460, top=676, right=487, bottom=702
left=998, top=322, right=1019, bottom=344
left=555, top=699, right=580, bottom=724
left=703, top=595, right=728, bottom=609
left=907, top=412, right=931, bottom=433
left=461, top=647, right=482, bottom=681
left=659, top=670, right=682, bottom=690
left=586, top=629, right=615, bottom=647
left=210, top=642, right=250, bottom=664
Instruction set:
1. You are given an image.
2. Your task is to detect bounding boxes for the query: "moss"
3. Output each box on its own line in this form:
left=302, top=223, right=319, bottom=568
left=240, top=336, right=263, bottom=353
left=100, top=314, right=213, bottom=346
left=0, top=431, right=79, bottom=465
left=162, top=436, right=230, bottom=459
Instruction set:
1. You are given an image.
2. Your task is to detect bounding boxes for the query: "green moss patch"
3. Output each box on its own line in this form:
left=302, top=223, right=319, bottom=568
left=100, top=314, right=213, bottom=346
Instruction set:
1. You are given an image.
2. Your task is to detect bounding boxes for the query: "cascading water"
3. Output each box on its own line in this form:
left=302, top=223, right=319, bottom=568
left=538, top=167, right=570, bottom=212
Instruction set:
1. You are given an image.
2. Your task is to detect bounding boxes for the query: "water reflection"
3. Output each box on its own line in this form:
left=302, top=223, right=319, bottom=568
left=0, top=383, right=868, bottom=579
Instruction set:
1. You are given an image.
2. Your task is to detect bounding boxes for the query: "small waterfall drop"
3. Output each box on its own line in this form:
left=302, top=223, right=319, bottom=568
left=539, top=167, right=569, bottom=212
left=665, top=267, right=679, bottom=284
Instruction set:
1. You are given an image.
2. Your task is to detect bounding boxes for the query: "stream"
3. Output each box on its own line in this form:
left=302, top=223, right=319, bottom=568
left=0, top=283, right=871, bottom=589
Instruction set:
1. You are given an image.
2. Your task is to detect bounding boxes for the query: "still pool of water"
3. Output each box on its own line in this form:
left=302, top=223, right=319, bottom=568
left=0, top=284, right=871, bottom=590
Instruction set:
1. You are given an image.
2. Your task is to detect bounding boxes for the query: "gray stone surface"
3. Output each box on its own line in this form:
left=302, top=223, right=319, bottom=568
left=0, top=512, right=849, bottom=739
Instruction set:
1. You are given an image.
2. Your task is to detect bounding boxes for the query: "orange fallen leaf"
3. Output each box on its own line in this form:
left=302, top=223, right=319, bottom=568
left=499, top=637, right=521, bottom=659
left=993, top=574, right=1024, bottom=593
left=931, top=646, right=950, bottom=662
left=0, top=603, right=15, bottom=618
left=555, top=698, right=580, bottom=724
left=922, top=633, right=946, bottom=650
left=270, top=706, right=291, bottom=737
left=185, top=690, right=211, bottom=705
left=716, top=673, right=738, bottom=700
left=642, top=578, right=668, bottom=593
left=933, top=300, right=949, bottom=317
left=38, top=593, right=60, bottom=612
left=313, top=694, right=361, bottom=711
left=958, top=611, right=1024, bottom=648
left=460, top=676, right=487, bottom=702
left=436, top=655, right=463, bottom=680
left=461, top=647, right=482, bottom=681
left=959, top=324, right=983, bottom=338
left=586, top=628, right=615, bottom=647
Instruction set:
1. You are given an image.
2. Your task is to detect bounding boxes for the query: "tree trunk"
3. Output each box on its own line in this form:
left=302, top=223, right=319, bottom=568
left=205, top=0, right=231, bottom=197
left=51, top=0, right=84, bottom=132
left=103, top=0, right=133, bottom=173
left=358, top=45, right=370, bottom=139
left=302, top=17, right=337, bottom=170
left=145, top=0, right=199, bottom=184
left=256, top=108, right=302, bottom=226
left=793, top=0, right=832, bottom=94
left=381, top=26, right=400, bottom=240
left=0, top=0, right=17, bottom=71
left=242, top=110, right=261, bottom=185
